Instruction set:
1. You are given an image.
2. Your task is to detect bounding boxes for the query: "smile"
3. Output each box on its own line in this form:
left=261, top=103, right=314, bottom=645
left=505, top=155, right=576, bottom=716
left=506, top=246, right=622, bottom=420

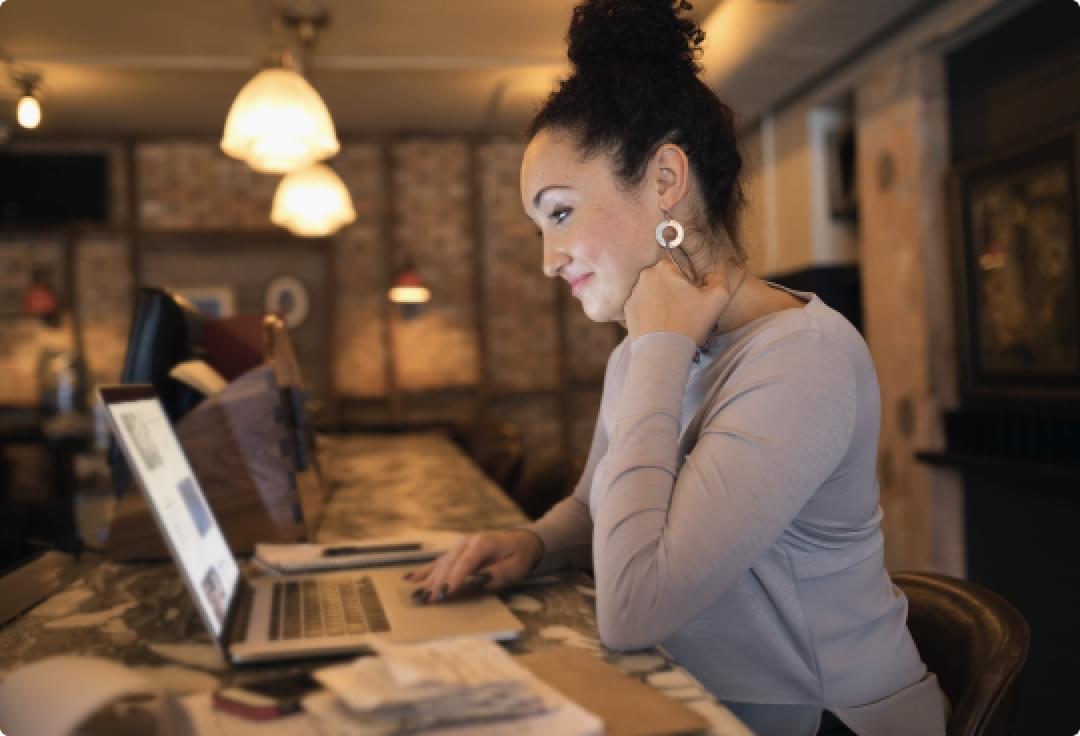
left=568, top=274, right=593, bottom=296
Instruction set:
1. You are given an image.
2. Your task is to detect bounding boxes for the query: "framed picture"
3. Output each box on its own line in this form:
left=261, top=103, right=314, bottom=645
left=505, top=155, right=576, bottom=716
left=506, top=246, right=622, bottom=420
left=951, top=129, right=1080, bottom=404
left=174, top=286, right=236, bottom=318
left=264, top=274, right=311, bottom=329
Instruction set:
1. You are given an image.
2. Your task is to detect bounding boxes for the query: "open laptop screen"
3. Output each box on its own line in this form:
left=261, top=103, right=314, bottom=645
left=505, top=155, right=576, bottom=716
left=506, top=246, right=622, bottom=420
left=102, top=388, right=239, bottom=638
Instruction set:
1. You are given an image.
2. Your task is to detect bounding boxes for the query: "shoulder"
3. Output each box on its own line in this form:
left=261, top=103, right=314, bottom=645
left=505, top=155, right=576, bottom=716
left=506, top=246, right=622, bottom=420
left=727, top=295, right=866, bottom=381
left=705, top=298, right=862, bottom=431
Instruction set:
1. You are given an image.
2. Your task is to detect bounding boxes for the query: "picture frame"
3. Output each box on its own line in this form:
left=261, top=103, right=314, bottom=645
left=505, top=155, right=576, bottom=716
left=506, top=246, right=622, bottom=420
left=949, top=128, right=1080, bottom=405
left=263, top=273, right=311, bottom=329
left=174, top=286, right=236, bottom=318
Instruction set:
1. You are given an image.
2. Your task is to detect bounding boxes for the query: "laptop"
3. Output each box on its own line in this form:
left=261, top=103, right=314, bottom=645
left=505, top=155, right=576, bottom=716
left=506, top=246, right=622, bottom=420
left=99, top=384, right=524, bottom=664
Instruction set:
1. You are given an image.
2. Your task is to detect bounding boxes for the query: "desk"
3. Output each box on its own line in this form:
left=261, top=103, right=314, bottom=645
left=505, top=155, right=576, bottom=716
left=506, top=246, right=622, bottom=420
left=0, top=433, right=747, bottom=734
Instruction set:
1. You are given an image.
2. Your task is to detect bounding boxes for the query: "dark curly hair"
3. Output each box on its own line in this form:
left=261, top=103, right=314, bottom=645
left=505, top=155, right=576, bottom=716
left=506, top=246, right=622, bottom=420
left=528, top=0, right=746, bottom=261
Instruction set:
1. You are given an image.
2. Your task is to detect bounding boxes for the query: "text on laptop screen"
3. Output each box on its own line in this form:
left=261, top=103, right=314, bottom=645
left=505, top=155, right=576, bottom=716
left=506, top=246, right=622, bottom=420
left=107, top=398, right=239, bottom=637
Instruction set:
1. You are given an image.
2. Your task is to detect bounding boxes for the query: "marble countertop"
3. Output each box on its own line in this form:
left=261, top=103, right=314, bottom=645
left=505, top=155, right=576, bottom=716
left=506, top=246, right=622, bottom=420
left=0, top=433, right=746, bottom=734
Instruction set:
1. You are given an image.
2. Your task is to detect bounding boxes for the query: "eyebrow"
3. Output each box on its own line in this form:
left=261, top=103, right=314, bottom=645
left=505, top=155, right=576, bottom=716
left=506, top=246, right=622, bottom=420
left=531, top=185, right=572, bottom=209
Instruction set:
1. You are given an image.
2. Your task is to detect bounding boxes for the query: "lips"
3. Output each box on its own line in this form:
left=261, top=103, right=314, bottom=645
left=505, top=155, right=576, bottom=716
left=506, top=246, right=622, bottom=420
left=567, top=273, right=593, bottom=296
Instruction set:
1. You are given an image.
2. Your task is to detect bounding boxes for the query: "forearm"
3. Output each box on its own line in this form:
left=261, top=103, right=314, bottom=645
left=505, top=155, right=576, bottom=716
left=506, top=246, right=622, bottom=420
left=525, top=494, right=594, bottom=574
left=591, top=332, right=695, bottom=648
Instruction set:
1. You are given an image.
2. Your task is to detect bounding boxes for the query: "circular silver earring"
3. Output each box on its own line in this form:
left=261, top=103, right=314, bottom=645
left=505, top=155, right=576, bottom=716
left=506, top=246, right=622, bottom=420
left=655, top=218, right=684, bottom=249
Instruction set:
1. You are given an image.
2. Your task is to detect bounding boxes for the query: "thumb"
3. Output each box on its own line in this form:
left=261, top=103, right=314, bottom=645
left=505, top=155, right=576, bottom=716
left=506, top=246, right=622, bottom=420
left=477, top=557, right=529, bottom=590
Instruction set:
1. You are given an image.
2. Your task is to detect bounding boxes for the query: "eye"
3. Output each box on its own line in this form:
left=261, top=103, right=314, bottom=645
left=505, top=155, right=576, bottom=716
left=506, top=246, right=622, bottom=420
left=551, top=207, right=572, bottom=225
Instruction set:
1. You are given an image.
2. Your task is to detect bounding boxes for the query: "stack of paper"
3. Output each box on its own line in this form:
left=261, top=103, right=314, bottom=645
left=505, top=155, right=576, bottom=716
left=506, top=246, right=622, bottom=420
left=304, top=638, right=603, bottom=735
left=254, top=529, right=462, bottom=574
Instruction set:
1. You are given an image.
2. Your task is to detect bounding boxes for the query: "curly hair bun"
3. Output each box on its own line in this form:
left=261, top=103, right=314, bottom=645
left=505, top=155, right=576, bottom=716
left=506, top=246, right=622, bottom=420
left=567, top=0, right=705, bottom=73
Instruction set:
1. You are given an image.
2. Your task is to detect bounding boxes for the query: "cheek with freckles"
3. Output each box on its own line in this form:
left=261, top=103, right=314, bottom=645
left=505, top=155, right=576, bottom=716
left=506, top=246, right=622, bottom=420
left=573, top=226, right=656, bottom=322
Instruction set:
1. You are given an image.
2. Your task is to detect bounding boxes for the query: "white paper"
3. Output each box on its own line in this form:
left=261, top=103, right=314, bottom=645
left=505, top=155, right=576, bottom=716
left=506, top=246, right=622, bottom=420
left=310, top=638, right=602, bottom=736
left=254, top=530, right=462, bottom=573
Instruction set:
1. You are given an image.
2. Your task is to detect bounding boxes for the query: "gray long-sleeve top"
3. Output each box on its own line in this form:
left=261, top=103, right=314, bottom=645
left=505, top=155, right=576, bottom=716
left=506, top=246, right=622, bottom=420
left=528, top=285, right=947, bottom=736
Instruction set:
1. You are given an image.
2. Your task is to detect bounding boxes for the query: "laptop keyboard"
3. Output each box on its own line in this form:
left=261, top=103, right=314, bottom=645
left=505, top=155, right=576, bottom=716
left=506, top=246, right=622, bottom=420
left=268, top=577, right=390, bottom=640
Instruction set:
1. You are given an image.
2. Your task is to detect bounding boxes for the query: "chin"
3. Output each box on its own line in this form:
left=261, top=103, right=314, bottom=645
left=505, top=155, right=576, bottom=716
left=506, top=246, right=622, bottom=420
left=580, top=293, right=625, bottom=323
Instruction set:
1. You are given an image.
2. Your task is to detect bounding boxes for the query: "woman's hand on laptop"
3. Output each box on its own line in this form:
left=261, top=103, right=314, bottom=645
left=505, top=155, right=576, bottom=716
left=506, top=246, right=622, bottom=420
left=404, top=529, right=544, bottom=604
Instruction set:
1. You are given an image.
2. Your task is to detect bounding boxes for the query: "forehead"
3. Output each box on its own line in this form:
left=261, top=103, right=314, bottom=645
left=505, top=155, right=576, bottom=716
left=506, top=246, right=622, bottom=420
left=520, top=130, right=616, bottom=204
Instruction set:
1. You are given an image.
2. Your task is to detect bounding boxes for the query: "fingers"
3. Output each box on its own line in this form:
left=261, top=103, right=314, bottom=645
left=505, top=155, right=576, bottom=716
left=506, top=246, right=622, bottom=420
left=411, top=534, right=497, bottom=603
left=402, top=561, right=435, bottom=583
left=443, top=536, right=499, bottom=595
left=405, top=537, right=469, bottom=602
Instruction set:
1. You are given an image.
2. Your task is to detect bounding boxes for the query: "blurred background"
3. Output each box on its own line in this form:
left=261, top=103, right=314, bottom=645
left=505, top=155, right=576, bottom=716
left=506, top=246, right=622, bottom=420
left=0, top=1, right=1077, bottom=731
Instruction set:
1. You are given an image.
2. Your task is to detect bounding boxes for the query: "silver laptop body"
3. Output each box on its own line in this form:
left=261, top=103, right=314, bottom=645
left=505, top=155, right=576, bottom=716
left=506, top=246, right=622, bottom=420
left=99, top=385, right=523, bottom=665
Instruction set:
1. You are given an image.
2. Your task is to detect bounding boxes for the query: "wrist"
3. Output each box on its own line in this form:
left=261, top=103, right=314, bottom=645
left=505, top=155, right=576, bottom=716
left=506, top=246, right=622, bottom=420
left=507, top=528, right=545, bottom=570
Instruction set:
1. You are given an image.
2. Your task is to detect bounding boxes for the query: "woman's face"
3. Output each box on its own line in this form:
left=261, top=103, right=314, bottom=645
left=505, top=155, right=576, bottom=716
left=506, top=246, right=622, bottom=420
left=520, top=129, right=658, bottom=323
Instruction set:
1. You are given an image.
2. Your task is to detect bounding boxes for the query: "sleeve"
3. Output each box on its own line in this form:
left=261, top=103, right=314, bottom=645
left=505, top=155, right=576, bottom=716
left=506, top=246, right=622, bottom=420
left=523, top=339, right=628, bottom=574
left=591, top=329, right=857, bottom=651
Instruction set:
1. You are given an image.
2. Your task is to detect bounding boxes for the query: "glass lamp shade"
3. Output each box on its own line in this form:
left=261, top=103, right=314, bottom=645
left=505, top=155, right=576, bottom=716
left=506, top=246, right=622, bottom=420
left=17, top=95, right=41, bottom=129
left=388, top=267, right=431, bottom=304
left=221, top=68, right=340, bottom=173
left=271, top=163, right=356, bottom=237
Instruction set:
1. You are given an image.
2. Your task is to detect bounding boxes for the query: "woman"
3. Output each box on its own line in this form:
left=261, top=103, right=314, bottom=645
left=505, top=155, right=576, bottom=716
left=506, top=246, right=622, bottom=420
left=408, top=1, right=948, bottom=733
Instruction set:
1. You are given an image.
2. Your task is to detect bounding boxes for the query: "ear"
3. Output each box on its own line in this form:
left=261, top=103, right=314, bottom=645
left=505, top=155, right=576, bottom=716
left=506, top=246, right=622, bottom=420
left=650, top=143, right=691, bottom=213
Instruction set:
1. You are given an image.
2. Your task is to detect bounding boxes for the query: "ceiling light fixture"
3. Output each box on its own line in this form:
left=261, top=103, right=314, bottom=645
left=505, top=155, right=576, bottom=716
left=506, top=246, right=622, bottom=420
left=2, top=48, right=43, bottom=131
left=220, top=5, right=339, bottom=173
left=271, top=162, right=355, bottom=237
left=15, top=73, right=41, bottom=129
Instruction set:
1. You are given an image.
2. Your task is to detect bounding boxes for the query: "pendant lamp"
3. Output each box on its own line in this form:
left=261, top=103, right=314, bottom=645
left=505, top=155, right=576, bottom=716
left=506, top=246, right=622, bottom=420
left=388, top=261, right=431, bottom=304
left=220, top=5, right=339, bottom=173
left=9, top=70, right=42, bottom=130
left=16, top=93, right=41, bottom=129
left=221, top=66, right=338, bottom=173
left=271, top=163, right=356, bottom=237
left=22, top=268, right=58, bottom=318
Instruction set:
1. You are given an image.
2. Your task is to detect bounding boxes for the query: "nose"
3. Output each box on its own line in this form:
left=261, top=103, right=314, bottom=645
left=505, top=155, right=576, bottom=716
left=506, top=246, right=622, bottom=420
left=542, top=240, right=570, bottom=279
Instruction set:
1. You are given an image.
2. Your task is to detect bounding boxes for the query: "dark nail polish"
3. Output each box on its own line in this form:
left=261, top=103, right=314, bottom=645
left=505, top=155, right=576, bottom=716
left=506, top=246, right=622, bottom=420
left=473, top=572, right=493, bottom=585
left=410, top=588, right=424, bottom=600
left=420, top=590, right=431, bottom=604
left=438, top=584, right=449, bottom=601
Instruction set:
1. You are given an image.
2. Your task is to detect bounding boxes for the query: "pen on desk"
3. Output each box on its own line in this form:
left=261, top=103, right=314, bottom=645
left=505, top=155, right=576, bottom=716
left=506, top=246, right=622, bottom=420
left=321, top=542, right=425, bottom=557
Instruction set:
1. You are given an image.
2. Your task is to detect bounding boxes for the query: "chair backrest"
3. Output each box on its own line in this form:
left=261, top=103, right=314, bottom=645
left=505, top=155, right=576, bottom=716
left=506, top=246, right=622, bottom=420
left=892, top=572, right=1030, bottom=736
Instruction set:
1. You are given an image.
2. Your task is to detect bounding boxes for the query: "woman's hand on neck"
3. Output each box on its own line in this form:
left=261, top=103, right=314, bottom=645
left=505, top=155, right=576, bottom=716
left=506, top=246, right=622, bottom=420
left=622, top=254, right=747, bottom=345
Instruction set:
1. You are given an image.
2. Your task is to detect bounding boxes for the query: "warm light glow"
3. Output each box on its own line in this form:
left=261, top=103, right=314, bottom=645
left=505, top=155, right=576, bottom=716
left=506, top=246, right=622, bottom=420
left=388, top=265, right=431, bottom=304
left=221, top=68, right=339, bottom=173
left=388, top=285, right=431, bottom=304
left=16, top=95, right=41, bottom=129
left=271, top=163, right=356, bottom=237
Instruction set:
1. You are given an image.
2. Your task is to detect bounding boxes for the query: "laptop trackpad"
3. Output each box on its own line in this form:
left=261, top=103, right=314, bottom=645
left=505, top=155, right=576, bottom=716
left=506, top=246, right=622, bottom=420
left=381, top=578, right=522, bottom=642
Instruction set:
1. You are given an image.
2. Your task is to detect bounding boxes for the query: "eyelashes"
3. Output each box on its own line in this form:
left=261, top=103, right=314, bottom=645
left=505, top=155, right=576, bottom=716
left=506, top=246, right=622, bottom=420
left=534, top=206, right=572, bottom=240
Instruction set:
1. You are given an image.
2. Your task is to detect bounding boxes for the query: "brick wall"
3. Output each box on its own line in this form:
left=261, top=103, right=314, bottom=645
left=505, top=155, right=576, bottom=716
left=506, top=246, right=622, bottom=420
left=3, top=135, right=616, bottom=480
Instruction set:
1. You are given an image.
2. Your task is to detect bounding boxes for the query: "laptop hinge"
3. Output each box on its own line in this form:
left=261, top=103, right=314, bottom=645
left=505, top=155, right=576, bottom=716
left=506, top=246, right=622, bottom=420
left=223, top=577, right=254, bottom=648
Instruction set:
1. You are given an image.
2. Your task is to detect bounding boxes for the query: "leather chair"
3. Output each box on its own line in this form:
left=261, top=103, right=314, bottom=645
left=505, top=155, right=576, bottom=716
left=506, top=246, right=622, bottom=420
left=118, top=287, right=205, bottom=423
left=893, top=572, right=1029, bottom=736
